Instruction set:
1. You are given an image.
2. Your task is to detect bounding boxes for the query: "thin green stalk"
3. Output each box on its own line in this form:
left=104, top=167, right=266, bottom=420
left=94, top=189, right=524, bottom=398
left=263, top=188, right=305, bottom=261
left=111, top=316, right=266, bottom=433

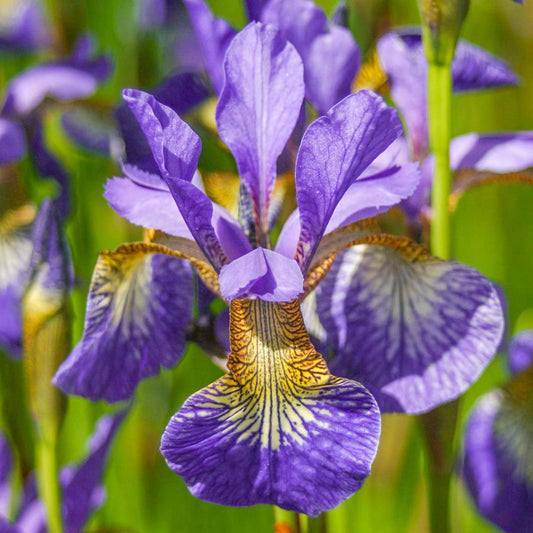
left=423, top=57, right=457, bottom=533
left=36, top=436, right=63, bottom=533
left=274, top=506, right=300, bottom=533
left=428, top=61, right=453, bottom=261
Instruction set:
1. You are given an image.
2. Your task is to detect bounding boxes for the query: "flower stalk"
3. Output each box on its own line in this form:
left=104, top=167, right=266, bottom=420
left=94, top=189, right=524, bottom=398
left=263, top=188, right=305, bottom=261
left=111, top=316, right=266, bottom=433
left=418, top=2, right=470, bottom=532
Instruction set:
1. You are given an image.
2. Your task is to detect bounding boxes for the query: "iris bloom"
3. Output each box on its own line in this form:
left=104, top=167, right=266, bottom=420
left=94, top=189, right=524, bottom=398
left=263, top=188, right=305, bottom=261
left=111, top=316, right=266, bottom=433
left=0, top=411, right=124, bottom=533
left=369, top=29, right=533, bottom=222
left=0, top=36, right=111, bottom=358
left=54, top=21, right=504, bottom=515
left=462, top=331, right=533, bottom=532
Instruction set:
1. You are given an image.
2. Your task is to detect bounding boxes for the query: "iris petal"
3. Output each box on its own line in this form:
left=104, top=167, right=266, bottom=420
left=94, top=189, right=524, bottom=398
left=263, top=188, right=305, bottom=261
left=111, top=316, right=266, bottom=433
left=317, top=237, right=504, bottom=413
left=161, top=299, right=380, bottom=517
left=53, top=244, right=193, bottom=402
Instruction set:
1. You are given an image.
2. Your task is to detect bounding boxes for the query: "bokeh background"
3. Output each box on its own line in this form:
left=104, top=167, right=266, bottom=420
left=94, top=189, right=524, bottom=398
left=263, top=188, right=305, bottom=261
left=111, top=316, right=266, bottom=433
left=1, top=0, right=532, bottom=531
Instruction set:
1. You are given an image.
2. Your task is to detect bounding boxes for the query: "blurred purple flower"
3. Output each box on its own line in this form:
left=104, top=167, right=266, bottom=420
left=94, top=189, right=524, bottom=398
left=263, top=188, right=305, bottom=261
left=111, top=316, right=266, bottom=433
left=0, top=411, right=125, bottom=533
left=0, top=1, right=51, bottom=53
left=462, top=330, right=533, bottom=532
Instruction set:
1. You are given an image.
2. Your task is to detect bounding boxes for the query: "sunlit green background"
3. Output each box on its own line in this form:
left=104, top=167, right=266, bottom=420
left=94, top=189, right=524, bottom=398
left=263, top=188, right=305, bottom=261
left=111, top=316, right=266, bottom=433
left=1, top=0, right=532, bottom=531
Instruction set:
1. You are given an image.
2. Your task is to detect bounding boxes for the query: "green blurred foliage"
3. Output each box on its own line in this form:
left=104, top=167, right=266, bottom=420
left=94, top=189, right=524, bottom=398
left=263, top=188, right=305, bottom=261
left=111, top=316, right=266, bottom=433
left=0, top=0, right=532, bottom=532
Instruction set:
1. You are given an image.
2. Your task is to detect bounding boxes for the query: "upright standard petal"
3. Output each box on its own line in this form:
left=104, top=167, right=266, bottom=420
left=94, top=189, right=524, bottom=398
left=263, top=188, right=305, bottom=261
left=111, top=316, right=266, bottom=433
left=216, top=22, right=304, bottom=243
left=261, top=0, right=360, bottom=115
left=161, top=299, right=380, bottom=517
left=183, top=0, right=236, bottom=94
left=53, top=244, right=193, bottom=402
left=123, top=89, right=238, bottom=270
left=463, top=370, right=533, bottom=533
left=218, top=247, right=303, bottom=302
left=295, top=91, right=401, bottom=271
left=317, top=237, right=504, bottom=413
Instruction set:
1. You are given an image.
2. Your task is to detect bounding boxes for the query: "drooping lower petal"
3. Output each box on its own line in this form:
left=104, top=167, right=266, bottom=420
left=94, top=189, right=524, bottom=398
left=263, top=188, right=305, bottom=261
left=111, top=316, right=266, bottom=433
left=463, top=369, right=533, bottom=533
left=161, top=299, right=380, bottom=517
left=317, top=237, right=504, bottom=413
left=53, top=244, right=193, bottom=403
left=0, top=205, right=35, bottom=358
left=0, top=432, right=13, bottom=518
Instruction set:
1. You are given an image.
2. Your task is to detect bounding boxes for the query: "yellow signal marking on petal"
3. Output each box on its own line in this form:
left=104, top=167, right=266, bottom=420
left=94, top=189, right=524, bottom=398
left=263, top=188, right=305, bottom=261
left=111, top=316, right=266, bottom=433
left=450, top=169, right=533, bottom=212
left=145, top=232, right=221, bottom=296
left=302, top=221, right=434, bottom=298
left=224, top=299, right=331, bottom=450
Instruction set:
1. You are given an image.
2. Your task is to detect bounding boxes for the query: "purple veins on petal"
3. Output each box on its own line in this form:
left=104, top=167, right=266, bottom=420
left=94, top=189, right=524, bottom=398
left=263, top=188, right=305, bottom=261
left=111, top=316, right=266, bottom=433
left=295, top=90, right=402, bottom=271
left=463, top=370, right=533, bottom=533
left=317, top=240, right=504, bottom=414
left=218, top=247, right=303, bottom=302
left=53, top=245, right=193, bottom=403
left=161, top=299, right=380, bottom=517
left=216, top=22, right=304, bottom=242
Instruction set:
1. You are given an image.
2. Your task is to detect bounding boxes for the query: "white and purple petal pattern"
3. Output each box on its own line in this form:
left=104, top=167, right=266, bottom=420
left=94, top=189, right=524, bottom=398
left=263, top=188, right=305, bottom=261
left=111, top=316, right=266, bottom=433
left=463, top=372, right=533, bottom=533
left=0, top=118, right=26, bottom=165
left=219, top=247, right=303, bottom=302
left=161, top=299, right=380, bottom=517
left=317, top=240, right=504, bottom=413
left=0, top=205, right=35, bottom=358
left=295, top=90, right=401, bottom=271
left=216, top=22, right=304, bottom=240
left=53, top=245, right=193, bottom=403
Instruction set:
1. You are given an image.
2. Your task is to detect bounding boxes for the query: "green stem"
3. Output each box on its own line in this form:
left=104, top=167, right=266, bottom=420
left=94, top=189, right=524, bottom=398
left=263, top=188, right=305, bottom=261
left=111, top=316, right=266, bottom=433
left=273, top=507, right=300, bottom=533
left=424, top=59, right=457, bottom=533
left=428, top=61, right=453, bottom=261
left=36, top=436, right=63, bottom=533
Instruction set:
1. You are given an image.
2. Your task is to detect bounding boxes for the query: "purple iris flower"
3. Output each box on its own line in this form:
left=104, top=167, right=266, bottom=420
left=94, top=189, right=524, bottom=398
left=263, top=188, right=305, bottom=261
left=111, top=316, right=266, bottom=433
left=54, top=22, right=504, bottom=515
left=462, top=330, right=533, bottom=533
left=371, top=29, right=533, bottom=222
left=0, top=411, right=125, bottom=533
left=0, top=36, right=112, bottom=358
left=0, top=1, right=51, bottom=53
left=184, top=0, right=360, bottom=113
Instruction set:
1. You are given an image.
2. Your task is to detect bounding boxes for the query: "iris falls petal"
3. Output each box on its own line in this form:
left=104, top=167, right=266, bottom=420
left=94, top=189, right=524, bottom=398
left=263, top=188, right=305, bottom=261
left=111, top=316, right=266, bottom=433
left=161, top=299, right=380, bottom=516
left=54, top=244, right=193, bottom=402
left=317, top=237, right=504, bottom=413
left=463, top=368, right=533, bottom=533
